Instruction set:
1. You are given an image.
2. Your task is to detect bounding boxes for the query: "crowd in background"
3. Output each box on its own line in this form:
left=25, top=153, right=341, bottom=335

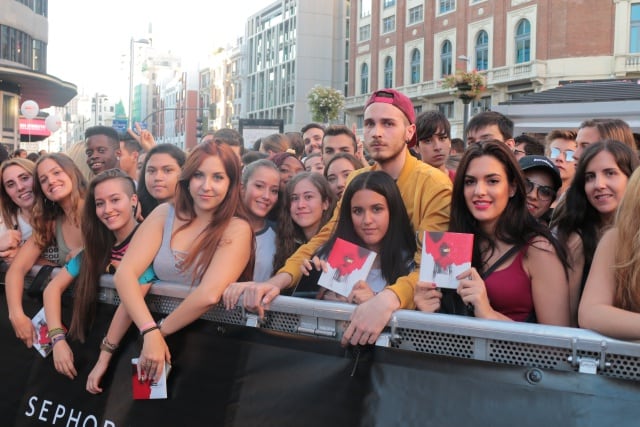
left=2, top=87, right=640, bottom=391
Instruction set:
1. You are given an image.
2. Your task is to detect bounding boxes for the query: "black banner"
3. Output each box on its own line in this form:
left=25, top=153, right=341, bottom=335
left=2, top=290, right=640, bottom=427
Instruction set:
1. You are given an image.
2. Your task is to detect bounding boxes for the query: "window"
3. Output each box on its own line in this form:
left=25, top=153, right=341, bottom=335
left=439, top=0, right=455, bottom=14
left=436, top=102, right=454, bottom=119
left=360, top=0, right=371, bottom=17
left=409, top=5, right=424, bottom=25
left=361, top=63, right=369, bottom=94
left=441, top=40, right=452, bottom=77
left=383, top=15, right=396, bottom=33
left=475, top=30, right=488, bottom=71
left=410, top=49, right=421, bottom=84
left=472, top=96, right=491, bottom=113
left=515, top=19, right=531, bottom=63
left=359, top=24, right=371, bottom=42
left=631, top=4, right=640, bottom=53
left=414, top=105, right=422, bottom=115
left=384, top=56, right=393, bottom=88
left=383, top=0, right=396, bottom=8
left=3, top=94, right=18, bottom=132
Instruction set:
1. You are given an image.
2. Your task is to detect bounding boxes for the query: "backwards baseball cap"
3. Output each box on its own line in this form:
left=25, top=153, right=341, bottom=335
left=518, top=155, right=562, bottom=191
left=364, top=89, right=418, bottom=147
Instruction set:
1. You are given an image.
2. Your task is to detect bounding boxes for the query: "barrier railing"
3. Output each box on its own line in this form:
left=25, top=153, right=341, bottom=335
left=91, top=272, right=640, bottom=382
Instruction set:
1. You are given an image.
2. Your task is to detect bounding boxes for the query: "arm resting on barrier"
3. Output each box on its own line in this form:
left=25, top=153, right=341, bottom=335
left=161, top=218, right=252, bottom=335
left=114, top=205, right=169, bottom=382
left=579, top=230, right=640, bottom=340
left=5, top=236, right=43, bottom=348
left=87, top=282, right=153, bottom=394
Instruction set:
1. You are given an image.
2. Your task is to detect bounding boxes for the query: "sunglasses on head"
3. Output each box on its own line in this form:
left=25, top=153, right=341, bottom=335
left=525, top=179, right=556, bottom=201
left=549, top=147, right=575, bottom=162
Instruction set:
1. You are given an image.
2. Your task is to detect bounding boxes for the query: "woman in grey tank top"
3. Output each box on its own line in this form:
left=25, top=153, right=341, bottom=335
left=115, top=141, right=255, bottom=383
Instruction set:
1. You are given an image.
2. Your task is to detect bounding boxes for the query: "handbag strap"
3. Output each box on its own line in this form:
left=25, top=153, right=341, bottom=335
left=480, top=245, right=522, bottom=280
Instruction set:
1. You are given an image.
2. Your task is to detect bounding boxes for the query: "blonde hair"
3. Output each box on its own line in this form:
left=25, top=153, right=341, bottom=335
left=613, top=168, right=640, bottom=311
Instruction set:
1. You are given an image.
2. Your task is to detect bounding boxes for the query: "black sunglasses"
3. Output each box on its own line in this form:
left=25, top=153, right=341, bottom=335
left=525, top=179, right=556, bottom=201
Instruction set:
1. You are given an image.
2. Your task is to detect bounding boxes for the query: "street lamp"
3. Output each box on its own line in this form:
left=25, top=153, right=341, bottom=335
left=128, top=38, right=150, bottom=129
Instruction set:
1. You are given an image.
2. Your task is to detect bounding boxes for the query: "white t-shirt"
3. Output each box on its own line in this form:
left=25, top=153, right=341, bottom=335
left=253, top=221, right=277, bottom=282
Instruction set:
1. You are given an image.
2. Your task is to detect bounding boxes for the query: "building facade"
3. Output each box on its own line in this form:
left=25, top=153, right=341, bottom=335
left=0, top=0, right=76, bottom=151
left=243, top=0, right=350, bottom=132
left=346, top=0, right=640, bottom=136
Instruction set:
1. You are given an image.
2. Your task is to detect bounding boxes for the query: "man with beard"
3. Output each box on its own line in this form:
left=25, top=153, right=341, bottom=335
left=85, top=126, right=121, bottom=175
left=225, top=89, right=452, bottom=345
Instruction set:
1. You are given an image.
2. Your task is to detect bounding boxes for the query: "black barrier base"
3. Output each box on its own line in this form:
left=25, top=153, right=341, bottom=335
left=2, top=290, right=640, bottom=427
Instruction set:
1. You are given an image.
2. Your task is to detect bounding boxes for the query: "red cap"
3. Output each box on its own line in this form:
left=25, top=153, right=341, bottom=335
left=364, top=89, right=417, bottom=147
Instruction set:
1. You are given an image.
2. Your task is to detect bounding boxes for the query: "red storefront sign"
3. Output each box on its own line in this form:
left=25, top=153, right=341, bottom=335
left=19, top=118, right=51, bottom=137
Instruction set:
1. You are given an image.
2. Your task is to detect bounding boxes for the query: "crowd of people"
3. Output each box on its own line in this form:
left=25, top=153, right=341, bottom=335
left=2, top=87, right=640, bottom=392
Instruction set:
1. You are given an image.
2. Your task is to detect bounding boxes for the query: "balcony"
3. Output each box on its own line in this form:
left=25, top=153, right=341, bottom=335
left=614, top=54, right=640, bottom=76
left=344, top=61, right=547, bottom=112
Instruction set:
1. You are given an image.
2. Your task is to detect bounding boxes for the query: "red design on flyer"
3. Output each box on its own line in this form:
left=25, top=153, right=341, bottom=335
left=419, top=231, right=473, bottom=289
left=318, top=238, right=377, bottom=297
left=31, top=307, right=52, bottom=358
left=132, top=358, right=171, bottom=400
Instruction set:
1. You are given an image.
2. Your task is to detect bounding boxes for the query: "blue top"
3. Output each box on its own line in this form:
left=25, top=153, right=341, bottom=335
left=65, top=225, right=156, bottom=284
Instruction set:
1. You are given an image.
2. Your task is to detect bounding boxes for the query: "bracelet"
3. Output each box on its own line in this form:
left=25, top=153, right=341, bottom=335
left=51, top=334, right=66, bottom=348
left=47, top=328, right=66, bottom=339
left=139, top=321, right=157, bottom=334
left=99, top=337, right=118, bottom=353
left=141, top=325, right=159, bottom=336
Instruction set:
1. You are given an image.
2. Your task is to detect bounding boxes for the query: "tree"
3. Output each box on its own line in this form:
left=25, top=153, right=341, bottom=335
left=307, top=85, right=345, bottom=124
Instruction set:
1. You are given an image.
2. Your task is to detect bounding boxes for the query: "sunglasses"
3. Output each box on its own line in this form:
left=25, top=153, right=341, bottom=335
left=525, top=179, right=556, bottom=201
left=549, top=147, right=575, bottom=162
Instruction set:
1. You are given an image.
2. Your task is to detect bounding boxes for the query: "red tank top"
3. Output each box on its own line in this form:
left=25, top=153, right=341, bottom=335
left=483, top=248, right=534, bottom=322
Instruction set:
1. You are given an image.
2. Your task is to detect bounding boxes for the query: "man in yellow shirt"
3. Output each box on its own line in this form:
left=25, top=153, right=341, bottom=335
left=225, top=89, right=452, bottom=345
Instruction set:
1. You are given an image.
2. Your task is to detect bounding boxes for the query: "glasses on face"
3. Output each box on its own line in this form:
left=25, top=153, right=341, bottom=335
left=513, top=148, right=526, bottom=156
left=549, top=147, right=575, bottom=162
left=525, top=179, right=556, bottom=201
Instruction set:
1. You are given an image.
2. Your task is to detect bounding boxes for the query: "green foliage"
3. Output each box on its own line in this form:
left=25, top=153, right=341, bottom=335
left=307, top=85, right=345, bottom=123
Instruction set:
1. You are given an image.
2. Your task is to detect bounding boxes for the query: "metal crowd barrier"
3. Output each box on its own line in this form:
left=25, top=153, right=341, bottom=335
left=89, top=272, right=640, bottom=383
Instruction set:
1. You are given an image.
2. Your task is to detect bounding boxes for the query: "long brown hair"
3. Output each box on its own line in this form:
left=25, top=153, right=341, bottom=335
left=0, top=158, right=35, bottom=229
left=613, top=168, right=640, bottom=311
left=173, top=141, right=254, bottom=284
left=69, top=169, right=136, bottom=341
left=31, top=154, right=88, bottom=249
left=272, top=172, right=335, bottom=272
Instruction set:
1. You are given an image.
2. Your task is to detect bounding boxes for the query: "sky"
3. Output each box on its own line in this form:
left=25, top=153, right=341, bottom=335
left=47, top=0, right=275, bottom=103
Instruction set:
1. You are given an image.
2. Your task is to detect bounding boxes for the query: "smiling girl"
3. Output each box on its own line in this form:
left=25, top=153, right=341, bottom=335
left=240, top=159, right=281, bottom=281
left=0, top=159, right=36, bottom=262
left=415, top=141, right=570, bottom=325
left=40, top=169, right=154, bottom=392
left=271, top=172, right=335, bottom=275
left=6, top=154, right=87, bottom=348
left=551, top=140, right=639, bottom=326
left=114, top=141, right=254, bottom=383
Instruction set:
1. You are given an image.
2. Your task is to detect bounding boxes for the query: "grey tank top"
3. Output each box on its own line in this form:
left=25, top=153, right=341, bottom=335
left=153, top=204, right=195, bottom=285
